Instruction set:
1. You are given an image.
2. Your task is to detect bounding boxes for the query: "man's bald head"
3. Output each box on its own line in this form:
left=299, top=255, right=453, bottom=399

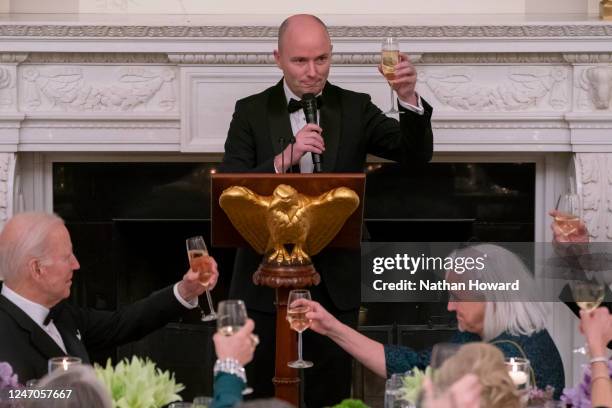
left=278, top=14, right=330, bottom=52
left=0, top=212, right=64, bottom=283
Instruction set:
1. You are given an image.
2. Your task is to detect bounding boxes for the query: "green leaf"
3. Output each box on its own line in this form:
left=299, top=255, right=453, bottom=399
left=94, top=356, right=184, bottom=408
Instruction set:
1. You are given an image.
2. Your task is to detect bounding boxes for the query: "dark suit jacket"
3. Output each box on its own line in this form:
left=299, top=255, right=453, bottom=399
left=219, top=80, right=433, bottom=312
left=0, top=284, right=186, bottom=382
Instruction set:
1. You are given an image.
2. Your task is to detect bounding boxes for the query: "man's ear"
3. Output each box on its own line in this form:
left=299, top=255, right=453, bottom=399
left=273, top=49, right=282, bottom=69
left=27, top=258, right=43, bottom=280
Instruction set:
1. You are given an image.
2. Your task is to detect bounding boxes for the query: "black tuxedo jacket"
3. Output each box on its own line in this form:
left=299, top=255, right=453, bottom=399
left=219, top=80, right=433, bottom=312
left=0, top=284, right=186, bottom=382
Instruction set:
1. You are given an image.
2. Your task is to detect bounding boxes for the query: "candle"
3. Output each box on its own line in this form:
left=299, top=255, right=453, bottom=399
left=48, top=356, right=82, bottom=373
left=508, top=369, right=528, bottom=386
left=505, top=357, right=530, bottom=388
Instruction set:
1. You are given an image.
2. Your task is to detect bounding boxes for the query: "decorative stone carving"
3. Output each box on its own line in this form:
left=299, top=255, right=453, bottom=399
left=419, top=67, right=568, bottom=111
left=0, top=153, right=14, bottom=227
left=0, top=67, right=14, bottom=109
left=0, top=24, right=611, bottom=39
left=92, top=0, right=135, bottom=12
left=21, top=66, right=177, bottom=112
left=168, top=52, right=411, bottom=65
left=563, top=53, right=612, bottom=64
left=421, top=53, right=565, bottom=64
left=25, top=53, right=169, bottom=64
left=576, top=66, right=612, bottom=110
left=0, top=54, right=29, bottom=64
left=575, top=153, right=612, bottom=241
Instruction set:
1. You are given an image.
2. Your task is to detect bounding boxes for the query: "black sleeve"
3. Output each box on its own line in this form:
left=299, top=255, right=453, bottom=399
left=363, top=95, right=433, bottom=165
left=218, top=100, right=276, bottom=173
left=76, top=285, right=186, bottom=351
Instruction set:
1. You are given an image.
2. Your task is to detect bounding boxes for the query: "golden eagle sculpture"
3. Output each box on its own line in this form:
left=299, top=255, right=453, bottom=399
left=219, top=184, right=359, bottom=265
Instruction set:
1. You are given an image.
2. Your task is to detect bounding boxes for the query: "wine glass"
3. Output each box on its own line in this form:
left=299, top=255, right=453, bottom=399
left=554, top=193, right=582, bottom=237
left=186, top=236, right=218, bottom=322
left=430, top=342, right=460, bottom=370
left=570, top=279, right=606, bottom=354
left=217, top=300, right=253, bottom=395
left=381, top=37, right=401, bottom=116
left=287, top=289, right=314, bottom=368
left=193, top=396, right=212, bottom=408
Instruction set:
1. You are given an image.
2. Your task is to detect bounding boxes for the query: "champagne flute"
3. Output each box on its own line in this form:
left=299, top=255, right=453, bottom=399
left=570, top=279, right=606, bottom=354
left=217, top=300, right=253, bottom=395
left=186, top=236, right=217, bottom=322
left=554, top=192, right=582, bottom=237
left=381, top=37, right=400, bottom=116
left=287, top=289, right=313, bottom=369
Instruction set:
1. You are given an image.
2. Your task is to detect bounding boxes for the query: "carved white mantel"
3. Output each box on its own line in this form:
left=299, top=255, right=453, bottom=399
left=0, top=14, right=610, bottom=384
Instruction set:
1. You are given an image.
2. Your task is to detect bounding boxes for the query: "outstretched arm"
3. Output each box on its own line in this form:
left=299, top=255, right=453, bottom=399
left=293, top=299, right=386, bottom=377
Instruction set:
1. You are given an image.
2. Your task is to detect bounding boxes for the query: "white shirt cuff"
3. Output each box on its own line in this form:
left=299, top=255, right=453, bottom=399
left=397, top=93, right=425, bottom=115
left=173, top=283, right=199, bottom=309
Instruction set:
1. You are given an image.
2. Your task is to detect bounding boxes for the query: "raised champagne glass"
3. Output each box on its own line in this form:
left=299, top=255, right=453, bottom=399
left=381, top=37, right=400, bottom=116
left=217, top=300, right=253, bottom=395
left=287, top=289, right=314, bottom=368
left=571, top=279, right=606, bottom=354
left=554, top=192, right=582, bottom=237
left=186, top=236, right=217, bottom=322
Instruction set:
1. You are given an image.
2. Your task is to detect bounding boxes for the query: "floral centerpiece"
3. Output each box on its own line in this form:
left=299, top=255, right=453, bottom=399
left=0, top=362, right=21, bottom=407
left=94, top=356, right=184, bottom=408
left=561, top=360, right=612, bottom=408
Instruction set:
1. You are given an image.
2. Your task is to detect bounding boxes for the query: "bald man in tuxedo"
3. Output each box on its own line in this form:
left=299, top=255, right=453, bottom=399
left=220, top=14, right=433, bottom=406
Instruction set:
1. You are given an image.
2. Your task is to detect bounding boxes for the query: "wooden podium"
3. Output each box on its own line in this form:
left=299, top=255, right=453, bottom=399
left=211, top=173, right=365, bottom=406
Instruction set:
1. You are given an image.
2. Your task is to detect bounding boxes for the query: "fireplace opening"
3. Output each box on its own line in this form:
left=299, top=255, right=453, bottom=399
left=52, top=160, right=535, bottom=402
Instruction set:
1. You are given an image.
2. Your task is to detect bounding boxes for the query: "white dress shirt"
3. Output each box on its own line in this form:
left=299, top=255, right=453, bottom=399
left=278, top=80, right=424, bottom=173
left=1, top=284, right=67, bottom=353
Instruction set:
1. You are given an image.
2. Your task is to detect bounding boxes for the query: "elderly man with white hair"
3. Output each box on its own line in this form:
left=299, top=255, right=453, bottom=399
left=294, top=244, right=565, bottom=399
left=0, top=212, right=218, bottom=383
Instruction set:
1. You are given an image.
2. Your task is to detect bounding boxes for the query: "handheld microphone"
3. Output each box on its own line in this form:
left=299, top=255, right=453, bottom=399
left=302, top=93, right=322, bottom=173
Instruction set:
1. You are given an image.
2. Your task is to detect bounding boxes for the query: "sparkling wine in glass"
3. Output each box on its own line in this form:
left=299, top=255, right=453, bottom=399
left=571, top=279, right=606, bottom=354
left=217, top=300, right=253, bottom=395
left=381, top=37, right=400, bottom=116
left=287, top=289, right=313, bottom=369
left=186, top=236, right=217, bottom=322
left=555, top=193, right=582, bottom=236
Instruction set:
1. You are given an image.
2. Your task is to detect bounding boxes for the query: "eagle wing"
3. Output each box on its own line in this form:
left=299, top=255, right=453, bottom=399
left=304, top=187, right=360, bottom=256
left=219, top=186, right=271, bottom=254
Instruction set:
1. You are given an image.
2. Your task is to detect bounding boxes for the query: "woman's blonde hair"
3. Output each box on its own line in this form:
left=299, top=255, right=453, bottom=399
left=435, top=342, right=521, bottom=408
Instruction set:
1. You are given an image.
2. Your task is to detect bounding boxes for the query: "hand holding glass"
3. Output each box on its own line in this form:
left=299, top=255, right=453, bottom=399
left=381, top=37, right=401, bottom=116
left=287, top=289, right=313, bottom=369
left=217, top=300, right=253, bottom=394
left=186, top=236, right=217, bottom=322
left=554, top=193, right=582, bottom=237
left=571, top=279, right=606, bottom=354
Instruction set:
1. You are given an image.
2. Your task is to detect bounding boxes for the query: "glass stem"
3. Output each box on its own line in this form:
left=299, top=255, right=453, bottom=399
left=205, top=290, right=216, bottom=314
left=298, top=331, right=304, bottom=361
left=389, top=87, right=394, bottom=111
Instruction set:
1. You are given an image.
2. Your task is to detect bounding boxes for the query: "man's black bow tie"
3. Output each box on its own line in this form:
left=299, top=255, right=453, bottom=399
left=43, top=306, right=61, bottom=326
left=287, top=96, right=323, bottom=114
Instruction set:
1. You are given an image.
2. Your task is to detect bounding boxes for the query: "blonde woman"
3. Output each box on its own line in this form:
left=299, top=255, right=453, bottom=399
left=433, top=343, right=521, bottom=408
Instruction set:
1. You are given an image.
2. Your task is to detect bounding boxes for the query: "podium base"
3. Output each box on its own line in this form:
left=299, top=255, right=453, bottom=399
left=253, top=262, right=321, bottom=288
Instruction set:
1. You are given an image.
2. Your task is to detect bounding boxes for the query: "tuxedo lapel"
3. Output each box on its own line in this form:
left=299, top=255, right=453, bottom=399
left=267, top=80, right=294, bottom=161
left=319, top=82, right=342, bottom=172
left=54, top=315, right=90, bottom=363
left=0, top=295, right=66, bottom=360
